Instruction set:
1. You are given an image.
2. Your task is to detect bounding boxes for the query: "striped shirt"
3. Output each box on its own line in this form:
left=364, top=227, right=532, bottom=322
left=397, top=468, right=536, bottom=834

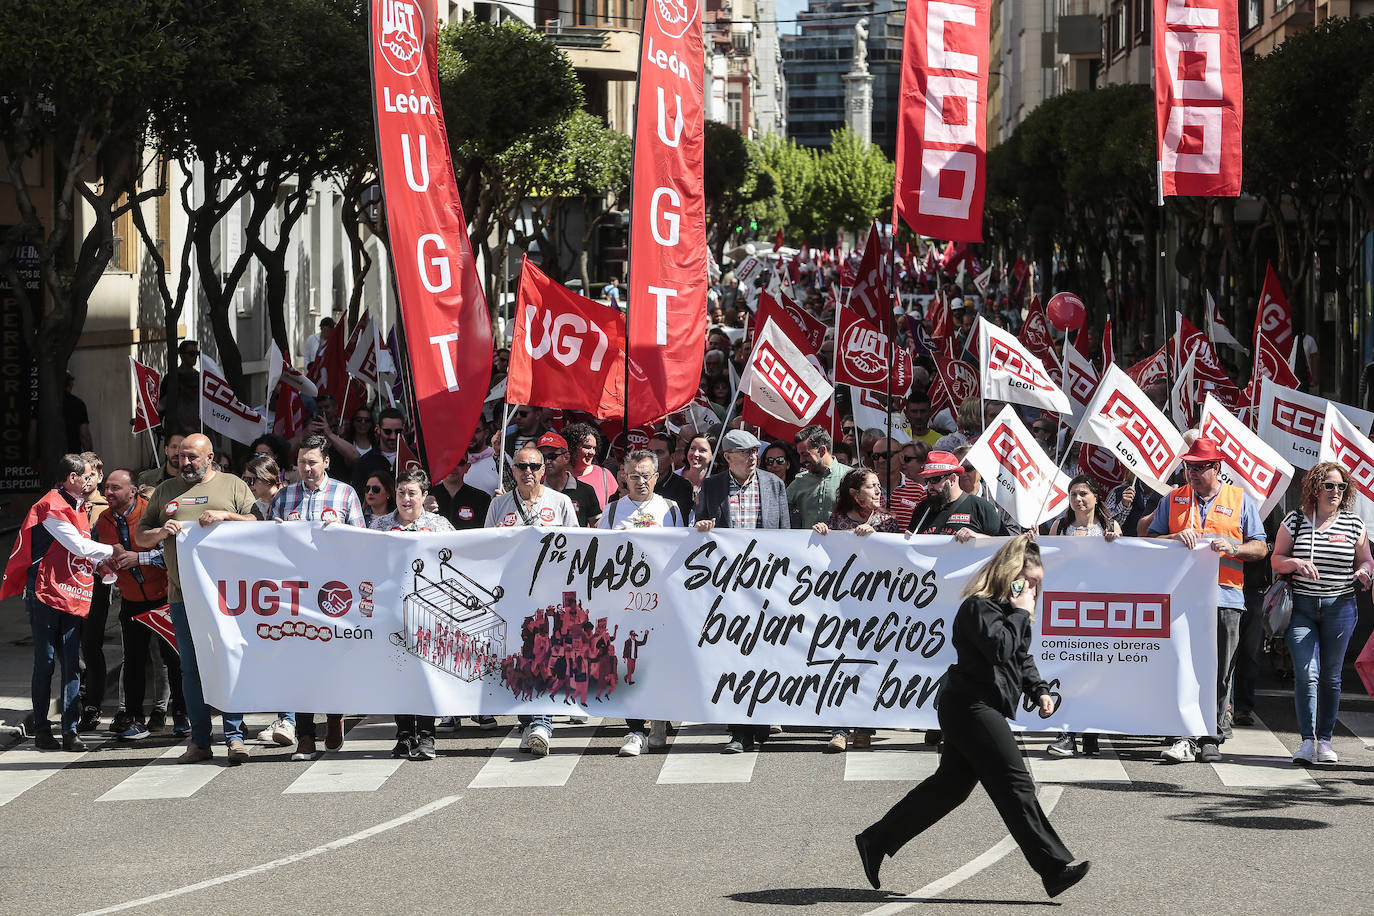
left=1283, top=509, right=1366, bottom=597
left=269, top=478, right=366, bottom=527
left=883, top=475, right=926, bottom=532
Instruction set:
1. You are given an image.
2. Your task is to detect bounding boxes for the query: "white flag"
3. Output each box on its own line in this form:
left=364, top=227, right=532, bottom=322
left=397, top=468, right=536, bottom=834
left=1062, top=343, right=1100, bottom=426
left=977, top=317, right=1072, bottom=414
left=973, top=263, right=993, bottom=299
left=738, top=317, right=833, bottom=426
left=1170, top=347, right=1198, bottom=431
left=346, top=312, right=380, bottom=388
left=1319, top=403, right=1374, bottom=528
left=1198, top=394, right=1293, bottom=517
left=200, top=355, right=266, bottom=445
left=850, top=386, right=911, bottom=444
left=1257, top=376, right=1374, bottom=471
left=1073, top=363, right=1184, bottom=495
left=1206, top=291, right=1248, bottom=353
left=966, top=406, right=1071, bottom=528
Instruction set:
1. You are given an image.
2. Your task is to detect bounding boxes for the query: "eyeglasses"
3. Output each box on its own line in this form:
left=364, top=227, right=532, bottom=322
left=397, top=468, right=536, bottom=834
left=626, top=473, right=654, bottom=481
left=366, top=485, right=384, bottom=494
left=1184, top=461, right=1218, bottom=472
left=1322, top=481, right=1348, bottom=492
left=379, top=427, right=403, bottom=436
left=763, top=456, right=787, bottom=466
left=870, top=452, right=892, bottom=461
left=513, top=462, right=543, bottom=471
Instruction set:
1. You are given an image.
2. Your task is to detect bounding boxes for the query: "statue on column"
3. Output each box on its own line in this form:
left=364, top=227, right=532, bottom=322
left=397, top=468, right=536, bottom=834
left=852, top=17, right=869, bottom=73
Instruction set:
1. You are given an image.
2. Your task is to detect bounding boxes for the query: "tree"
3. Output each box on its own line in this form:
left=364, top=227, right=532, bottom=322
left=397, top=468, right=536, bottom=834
left=703, top=121, right=780, bottom=258
left=0, top=0, right=191, bottom=478
left=754, top=133, right=819, bottom=237
left=812, top=127, right=894, bottom=237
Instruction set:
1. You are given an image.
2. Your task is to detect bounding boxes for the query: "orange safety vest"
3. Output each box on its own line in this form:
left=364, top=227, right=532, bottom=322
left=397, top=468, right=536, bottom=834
left=1166, top=483, right=1245, bottom=589
left=94, top=493, right=168, bottom=603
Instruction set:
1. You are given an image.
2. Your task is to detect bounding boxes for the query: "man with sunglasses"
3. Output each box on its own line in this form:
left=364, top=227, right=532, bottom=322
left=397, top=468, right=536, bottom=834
left=905, top=451, right=1004, bottom=541
left=351, top=407, right=409, bottom=496
left=788, top=425, right=852, bottom=529
left=537, top=431, right=600, bottom=527
left=870, top=438, right=925, bottom=531
left=1148, top=437, right=1266, bottom=763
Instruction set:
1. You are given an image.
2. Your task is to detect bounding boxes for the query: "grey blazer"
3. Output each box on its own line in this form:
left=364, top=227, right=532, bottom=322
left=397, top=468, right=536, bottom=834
left=693, top=470, right=791, bottom=529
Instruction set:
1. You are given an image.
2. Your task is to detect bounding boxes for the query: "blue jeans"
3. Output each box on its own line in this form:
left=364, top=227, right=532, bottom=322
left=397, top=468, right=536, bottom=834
left=169, top=601, right=244, bottom=748
left=28, top=593, right=82, bottom=736
left=1286, top=592, right=1358, bottom=741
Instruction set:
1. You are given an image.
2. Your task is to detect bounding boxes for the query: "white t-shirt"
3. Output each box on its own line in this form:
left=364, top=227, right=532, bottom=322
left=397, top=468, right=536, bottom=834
left=597, top=493, right=685, bottom=529
left=484, top=487, right=578, bottom=528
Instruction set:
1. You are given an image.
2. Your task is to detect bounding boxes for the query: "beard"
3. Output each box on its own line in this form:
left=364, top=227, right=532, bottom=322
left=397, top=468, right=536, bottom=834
left=181, top=463, right=207, bottom=484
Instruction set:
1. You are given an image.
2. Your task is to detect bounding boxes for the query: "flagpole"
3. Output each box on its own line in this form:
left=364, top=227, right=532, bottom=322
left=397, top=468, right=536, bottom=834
left=884, top=220, right=896, bottom=510
left=704, top=395, right=739, bottom=478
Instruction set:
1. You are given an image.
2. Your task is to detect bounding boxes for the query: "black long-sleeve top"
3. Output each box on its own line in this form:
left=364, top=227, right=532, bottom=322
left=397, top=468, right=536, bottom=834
left=943, top=595, right=1050, bottom=719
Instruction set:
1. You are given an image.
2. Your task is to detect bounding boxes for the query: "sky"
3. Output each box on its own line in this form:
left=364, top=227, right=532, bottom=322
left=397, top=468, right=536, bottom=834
left=774, top=0, right=807, bottom=36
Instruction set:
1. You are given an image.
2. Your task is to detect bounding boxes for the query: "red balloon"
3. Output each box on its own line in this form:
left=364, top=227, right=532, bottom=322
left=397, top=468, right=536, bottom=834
left=1046, top=292, right=1086, bottom=332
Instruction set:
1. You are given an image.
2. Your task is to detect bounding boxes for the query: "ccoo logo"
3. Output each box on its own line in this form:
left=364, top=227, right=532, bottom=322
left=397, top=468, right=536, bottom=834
left=377, top=0, right=424, bottom=77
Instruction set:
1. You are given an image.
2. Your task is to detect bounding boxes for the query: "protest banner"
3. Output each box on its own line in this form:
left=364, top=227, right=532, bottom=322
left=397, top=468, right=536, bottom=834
left=180, top=524, right=1220, bottom=736
left=1319, top=403, right=1374, bottom=528
left=977, top=318, right=1072, bottom=414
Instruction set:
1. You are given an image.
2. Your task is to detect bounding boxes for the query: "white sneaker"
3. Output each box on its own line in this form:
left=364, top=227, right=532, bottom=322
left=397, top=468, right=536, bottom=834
left=256, top=718, right=295, bottom=746
left=518, top=728, right=531, bottom=752
left=527, top=724, right=551, bottom=758
left=1292, top=738, right=1316, bottom=765
left=1316, top=739, right=1338, bottom=763
left=1161, top=738, right=1196, bottom=763
left=618, top=732, right=644, bottom=757
left=648, top=720, right=669, bottom=749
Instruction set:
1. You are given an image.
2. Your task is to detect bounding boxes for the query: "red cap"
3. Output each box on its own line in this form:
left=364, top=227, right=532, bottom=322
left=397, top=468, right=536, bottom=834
left=920, top=450, right=962, bottom=477
left=536, top=431, right=568, bottom=451
left=1180, top=437, right=1223, bottom=463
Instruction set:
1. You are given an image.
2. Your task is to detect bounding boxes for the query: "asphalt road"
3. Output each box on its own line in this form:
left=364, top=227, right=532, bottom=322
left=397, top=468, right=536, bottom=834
left=2, top=689, right=1373, bottom=916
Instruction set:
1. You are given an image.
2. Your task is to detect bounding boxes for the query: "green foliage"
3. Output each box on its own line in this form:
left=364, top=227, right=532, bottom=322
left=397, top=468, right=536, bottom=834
left=704, top=121, right=783, bottom=255
left=754, top=133, right=820, bottom=236
left=812, top=127, right=894, bottom=235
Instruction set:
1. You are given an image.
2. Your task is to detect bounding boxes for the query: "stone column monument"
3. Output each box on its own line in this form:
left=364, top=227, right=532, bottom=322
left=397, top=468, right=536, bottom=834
left=843, top=17, right=873, bottom=145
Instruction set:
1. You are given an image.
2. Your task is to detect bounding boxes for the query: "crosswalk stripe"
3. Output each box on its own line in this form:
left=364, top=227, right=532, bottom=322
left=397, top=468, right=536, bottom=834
left=467, top=718, right=602, bottom=788
left=843, top=732, right=940, bottom=782
left=657, top=723, right=758, bottom=784
left=0, top=737, right=105, bottom=806
left=1338, top=711, right=1374, bottom=749
left=97, top=744, right=224, bottom=801
left=1021, top=736, right=1131, bottom=783
left=1211, top=715, right=1318, bottom=788
left=283, top=718, right=405, bottom=795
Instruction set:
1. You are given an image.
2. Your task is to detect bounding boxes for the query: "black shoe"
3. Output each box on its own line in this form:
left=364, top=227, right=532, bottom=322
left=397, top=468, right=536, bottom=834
left=1232, top=710, right=1254, bottom=727
left=855, top=831, right=883, bottom=890
left=108, top=710, right=133, bottom=735
left=1047, top=733, right=1077, bottom=757
left=78, top=709, right=101, bottom=733
left=1043, top=861, right=1090, bottom=898
left=391, top=732, right=414, bottom=759
left=922, top=729, right=942, bottom=746
left=1081, top=734, right=1099, bottom=756
left=411, top=732, right=437, bottom=761
left=63, top=734, right=87, bottom=752
left=34, top=732, right=60, bottom=751
left=147, top=709, right=167, bottom=733
left=1198, top=740, right=1222, bottom=763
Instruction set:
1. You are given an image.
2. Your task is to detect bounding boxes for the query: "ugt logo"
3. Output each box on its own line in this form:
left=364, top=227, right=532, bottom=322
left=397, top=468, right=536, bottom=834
left=377, top=0, right=424, bottom=77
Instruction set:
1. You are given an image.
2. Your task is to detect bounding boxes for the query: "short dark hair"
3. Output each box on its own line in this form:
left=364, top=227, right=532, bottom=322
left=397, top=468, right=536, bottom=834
left=244, top=454, right=280, bottom=485
left=298, top=433, right=330, bottom=457
left=57, top=453, right=87, bottom=479
left=795, top=424, right=832, bottom=451
left=377, top=406, right=406, bottom=428
left=396, top=467, right=430, bottom=492
left=905, top=390, right=931, bottom=408
left=320, top=317, right=335, bottom=328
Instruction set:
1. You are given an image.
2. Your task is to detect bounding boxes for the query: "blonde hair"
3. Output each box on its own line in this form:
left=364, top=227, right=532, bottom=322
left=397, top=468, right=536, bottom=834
left=962, top=534, right=1043, bottom=610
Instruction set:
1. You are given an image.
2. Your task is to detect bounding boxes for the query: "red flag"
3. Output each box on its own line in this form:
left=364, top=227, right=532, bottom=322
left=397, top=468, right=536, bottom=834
left=757, top=290, right=827, bottom=355
left=773, top=227, right=785, bottom=252
left=1102, top=315, right=1115, bottom=369
left=1018, top=297, right=1062, bottom=376
left=1154, top=0, right=1243, bottom=198
left=273, top=385, right=306, bottom=442
left=926, top=290, right=953, bottom=340
left=132, top=606, right=176, bottom=651
left=1171, top=314, right=1237, bottom=393
left=625, top=0, right=707, bottom=426
left=1079, top=444, right=1129, bottom=490
left=834, top=306, right=912, bottom=396
left=931, top=353, right=979, bottom=416
left=308, top=311, right=353, bottom=407
left=507, top=257, right=626, bottom=419
left=1010, top=256, right=1029, bottom=300
left=130, top=358, right=162, bottom=434
left=1253, top=262, right=1294, bottom=358
left=371, top=0, right=491, bottom=480
left=1125, top=345, right=1169, bottom=389
left=396, top=435, right=423, bottom=474
left=743, top=396, right=840, bottom=446
left=895, top=0, right=991, bottom=241
left=847, top=222, right=892, bottom=332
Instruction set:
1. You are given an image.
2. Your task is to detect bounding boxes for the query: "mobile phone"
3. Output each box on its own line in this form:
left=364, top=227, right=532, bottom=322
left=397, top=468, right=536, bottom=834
left=1010, top=578, right=1027, bottom=599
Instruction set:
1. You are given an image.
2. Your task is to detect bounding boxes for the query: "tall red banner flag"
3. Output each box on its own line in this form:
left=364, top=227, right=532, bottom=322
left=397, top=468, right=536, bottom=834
left=626, top=0, right=707, bottom=426
left=895, top=0, right=991, bottom=241
left=1153, top=0, right=1243, bottom=198
left=130, top=358, right=162, bottom=434
left=370, top=0, right=490, bottom=480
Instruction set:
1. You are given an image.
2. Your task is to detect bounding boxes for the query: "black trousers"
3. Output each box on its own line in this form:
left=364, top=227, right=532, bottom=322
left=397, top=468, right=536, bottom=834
left=864, top=689, right=1074, bottom=878
left=395, top=715, right=435, bottom=736
left=728, top=724, right=770, bottom=745
left=118, top=597, right=184, bottom=721
left=78, top=580, right=113, bottom=713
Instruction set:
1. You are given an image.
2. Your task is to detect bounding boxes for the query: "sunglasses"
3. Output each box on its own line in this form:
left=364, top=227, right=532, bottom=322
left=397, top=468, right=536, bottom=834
left=763, top=456, right=788, bottom=466
left=870, top=452, right=892, bottom=460
left=379, top=427, right=403, bottom=436
left=366, top=485, right=385, bottom=494
left=842, top=427, right=855, bottom=434
left=1184, top=461, right=1218, bottom=472
left=1322, top=481, right=1348, bottom=492
left=513, top=462, right=543, bottom=471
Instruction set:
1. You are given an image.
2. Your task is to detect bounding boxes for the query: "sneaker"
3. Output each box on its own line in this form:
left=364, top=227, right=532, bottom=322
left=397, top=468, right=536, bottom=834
left=825, top=733, right=848, bottom=753
left=172, top=714, right=191, bottom=738
left=1047, top=733, right=1077, bottom=757
left=226, top=739, right=250, bottom=764
left=412, top=733, right=437, bottom=761
left=1316, top=739, right=1338, bottom=763
left=177, top=744, right=213, bottom=764
left=119, top=722, right=151, bottom=741
left=526, top=723, right=551, bottom=758
left=476, top=716, right=499, bottom=730
left=1161, top=738, right=1196, bottom=763
left=519, top=728, right=532, bottom=753
left=1292, top=738, right=1316, bottom=765
left=78, top=709, right=101, bottom=733
left=1198, top=740, right=1222, bottom=763
left=1232, top=709, right=1254, bottom=726
left=108, top=710, right=134, bottom=735
left=722, top=740, right=746, bottom=754
left=34, top=732, right=60, bottom=751
left=325, top=717, right=345, bottom=751
left=619, top=732, right=645, bottom=757
left=291, top=734, right=318, bottom=761
left=256, top=717, right=296, bottom=746
left=853, top=731, right=872, bottom=749
left=392, top=733, right=415, bottom=758
left=147, top=708, right=167, bottom=732
left=769, top=724, right=783, bottom=735
left=437, top=716, right=460, bottom=731
left=648, top=720, right=669, bottom=748
left=63, top=733, right=87, bottom=752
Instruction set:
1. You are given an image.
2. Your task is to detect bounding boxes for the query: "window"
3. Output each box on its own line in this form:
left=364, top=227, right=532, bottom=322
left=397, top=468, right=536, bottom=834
left=1241, top=0, right=1262, bottom=31
left=1109, top=1, right=1127, bottom=55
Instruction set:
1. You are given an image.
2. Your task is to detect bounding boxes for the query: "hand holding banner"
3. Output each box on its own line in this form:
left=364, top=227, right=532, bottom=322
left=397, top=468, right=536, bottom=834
left=977, top=318, right=1072, bottom=414
left=965, top=406, right=1070, bottom=528
left=1074, top=363, right=1184, bottom=495
left=1198, top=394, right=1292, bottom=517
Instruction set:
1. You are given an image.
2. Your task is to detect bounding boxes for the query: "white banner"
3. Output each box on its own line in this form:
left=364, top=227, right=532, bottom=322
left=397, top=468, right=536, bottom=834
left=199, top=355, right=265, bottom=445
left=738, top=317, right=833, bottom=426
left=850, top=386, right=911, bottom=443
left=977, top=318, right=1072, bottom=414
left=1319, top=404, right=1374, bottom=528
left=1075, top=363, right=1184, bottom=496
left=1198, top=394, right=1292, bottom=517
left=179, top=525, right=1220, bottom=736
left=966, top=407, right=1071, bottom=528
left=1258, top=377, right=1374, bottom=471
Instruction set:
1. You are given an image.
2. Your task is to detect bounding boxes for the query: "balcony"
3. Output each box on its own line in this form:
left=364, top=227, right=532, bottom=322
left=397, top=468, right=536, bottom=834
left=541, top=24, right=639, bottom=77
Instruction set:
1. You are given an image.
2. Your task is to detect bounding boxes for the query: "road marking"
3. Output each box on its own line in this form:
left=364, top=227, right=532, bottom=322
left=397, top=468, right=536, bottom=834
left=657, top=723, right=759, bottom=784
left=1022, top=737, right=1130, bottom=784
left=468, top=718, right=601, bottom=788
left=860, top=786, right=1065, bottom=914
left=283, top=717, right=405, bottom=795
left=98, top=744, right=223, bottom=801
left=77, top=794, right=462, bottom=915
left=0, top=737, right=104, bottom=807
left=844, top=733, right=941, bottom=782
left=1211, top=715, right=1318, bottom=788
left=1338, top=711, right=1374, bottom=749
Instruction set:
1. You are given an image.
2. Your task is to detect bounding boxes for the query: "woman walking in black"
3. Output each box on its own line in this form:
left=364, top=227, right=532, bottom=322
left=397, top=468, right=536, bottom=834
left=855, top=534, right=1090, bottom=898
